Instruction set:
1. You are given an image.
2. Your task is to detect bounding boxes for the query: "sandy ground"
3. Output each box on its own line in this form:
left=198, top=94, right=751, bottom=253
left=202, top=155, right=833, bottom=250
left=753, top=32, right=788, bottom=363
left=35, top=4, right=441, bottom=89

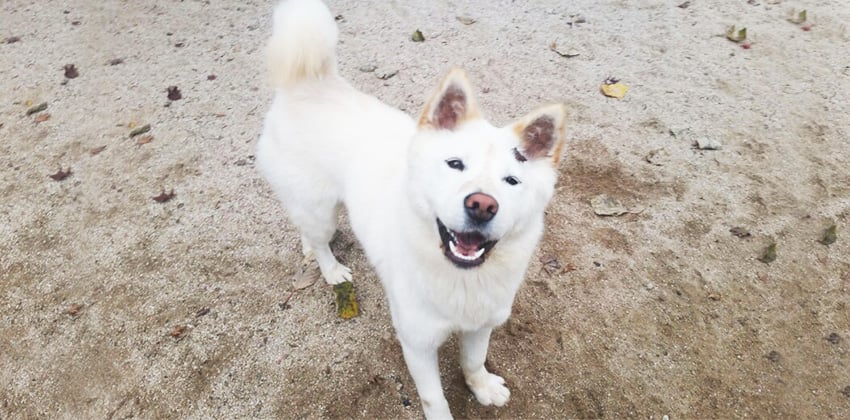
left=2, top=0, right=850, bottom=418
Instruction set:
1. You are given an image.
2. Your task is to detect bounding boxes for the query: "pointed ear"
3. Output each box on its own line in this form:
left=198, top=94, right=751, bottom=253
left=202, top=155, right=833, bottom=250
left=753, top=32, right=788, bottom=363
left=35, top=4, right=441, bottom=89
left=512, top=104, right=567, bottom=164
left=418, top=68, right=480, bottom=130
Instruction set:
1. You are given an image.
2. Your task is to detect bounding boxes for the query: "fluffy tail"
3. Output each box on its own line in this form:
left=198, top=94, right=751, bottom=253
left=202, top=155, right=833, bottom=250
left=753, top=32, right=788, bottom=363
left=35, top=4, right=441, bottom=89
left=267, top=0, right=338, bottom=89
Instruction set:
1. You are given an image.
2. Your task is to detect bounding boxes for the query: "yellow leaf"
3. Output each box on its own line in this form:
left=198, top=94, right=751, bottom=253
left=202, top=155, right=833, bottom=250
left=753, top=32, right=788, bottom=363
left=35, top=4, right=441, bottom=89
left=333, top=281, right=359, bottom=319
left=601, top=82, right=629, bottom=99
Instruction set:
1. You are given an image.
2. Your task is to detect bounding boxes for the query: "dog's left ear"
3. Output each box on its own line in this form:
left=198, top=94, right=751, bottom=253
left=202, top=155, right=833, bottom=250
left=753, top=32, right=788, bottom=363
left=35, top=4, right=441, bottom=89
left=418, top=68, right=479, bottom=131
left=512, top=104, right=567, bottom=165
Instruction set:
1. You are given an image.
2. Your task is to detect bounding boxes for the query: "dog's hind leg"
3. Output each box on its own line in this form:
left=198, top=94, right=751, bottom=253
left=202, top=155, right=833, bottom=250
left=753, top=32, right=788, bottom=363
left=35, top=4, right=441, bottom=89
left=287, top=198, right=352, bottom=285
left=256, top=137, right=353, bottom=285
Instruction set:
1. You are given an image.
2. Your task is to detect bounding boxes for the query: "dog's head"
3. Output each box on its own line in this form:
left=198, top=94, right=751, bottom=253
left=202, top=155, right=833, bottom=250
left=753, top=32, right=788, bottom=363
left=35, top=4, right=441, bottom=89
left=407, top=69, right=566, bottom=269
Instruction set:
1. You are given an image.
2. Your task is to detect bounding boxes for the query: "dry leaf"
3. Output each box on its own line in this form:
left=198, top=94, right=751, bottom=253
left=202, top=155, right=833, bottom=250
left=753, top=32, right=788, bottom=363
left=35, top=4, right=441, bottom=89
left=411, top=29, right=425, bottom=42
left=167, top=86, right=182, bottom=100
left=136, top=135, right=154, bottom=145
left=63, top=64, right=79, bottom=78
left=787, top=9, right=806, bottom=24
left=292, top=258, right=320, bottom=290
left=152, top=189, right=175, bottom=203
left=90, top=146, right=106, bottom=155
left=456, top=16, right=476, bottom=25
left=590, top=194, right=641, bottom=216
left=170, top=325, right=187, bottom=339
left=726, top=26, right=747, bottom=42
left=730, top=227, right=751, bottom=238
left=600, top=82, right=629, bottom=99
left=34, top=113, right=50, bottom=123
left=694, top=138, right=722, bottom=150
left=26, top=102, right=48, bottom=115
left=334, top=281, right=359, bottom=319
left=819, top=225, right=836, bottom=245
left=128, top=124, right=151, bottom=138
left=49, top=167, right=72, bottom=181
left=67, top=303, right=84, bottom=316
left=550, top=42, right=580, bottom=58
left=758, top=243, right=777, bottom=263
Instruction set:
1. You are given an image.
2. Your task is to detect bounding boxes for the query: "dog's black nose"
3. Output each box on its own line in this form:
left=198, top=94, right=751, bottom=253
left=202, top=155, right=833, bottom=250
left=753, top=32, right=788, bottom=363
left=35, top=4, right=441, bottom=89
left=464, top=193, right=499, bottom=223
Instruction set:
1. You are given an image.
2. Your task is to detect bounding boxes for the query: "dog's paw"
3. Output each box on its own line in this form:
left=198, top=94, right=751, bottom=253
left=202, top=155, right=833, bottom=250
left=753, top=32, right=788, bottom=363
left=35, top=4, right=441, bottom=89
left=322, top=262, right=352, bottom=285
left=466, top=370, right=510, bottom=407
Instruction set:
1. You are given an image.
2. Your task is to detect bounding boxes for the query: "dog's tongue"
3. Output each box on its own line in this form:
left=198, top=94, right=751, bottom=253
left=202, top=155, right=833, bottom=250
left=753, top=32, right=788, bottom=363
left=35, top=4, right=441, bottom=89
left=454, top=231, right=485, bottom=256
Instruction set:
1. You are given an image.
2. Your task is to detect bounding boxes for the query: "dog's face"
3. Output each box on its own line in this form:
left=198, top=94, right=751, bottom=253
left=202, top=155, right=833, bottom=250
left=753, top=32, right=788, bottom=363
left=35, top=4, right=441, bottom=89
left=407, top=69, right=566, bottom=269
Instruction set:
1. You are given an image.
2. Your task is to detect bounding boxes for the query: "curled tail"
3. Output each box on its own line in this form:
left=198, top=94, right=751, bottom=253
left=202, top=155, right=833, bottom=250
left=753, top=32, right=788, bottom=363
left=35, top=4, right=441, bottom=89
left=267, top=0, right=338, bottom=89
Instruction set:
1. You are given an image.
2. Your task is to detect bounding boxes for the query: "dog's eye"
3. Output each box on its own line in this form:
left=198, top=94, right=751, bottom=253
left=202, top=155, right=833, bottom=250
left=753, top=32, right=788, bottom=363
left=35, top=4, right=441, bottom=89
left=504, top=176, right=521, bottom=186
left=445, top=159, right=465, bottom=171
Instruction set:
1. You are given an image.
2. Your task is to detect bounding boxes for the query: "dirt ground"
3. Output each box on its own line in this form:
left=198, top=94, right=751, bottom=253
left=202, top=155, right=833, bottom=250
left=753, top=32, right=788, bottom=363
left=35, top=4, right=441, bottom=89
left=2, top=0, right=850, bottom=418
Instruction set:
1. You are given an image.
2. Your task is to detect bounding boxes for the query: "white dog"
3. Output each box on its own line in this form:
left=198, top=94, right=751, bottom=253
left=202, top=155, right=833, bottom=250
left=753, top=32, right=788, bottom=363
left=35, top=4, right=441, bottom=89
left=256, top=1, right=567, bottom=418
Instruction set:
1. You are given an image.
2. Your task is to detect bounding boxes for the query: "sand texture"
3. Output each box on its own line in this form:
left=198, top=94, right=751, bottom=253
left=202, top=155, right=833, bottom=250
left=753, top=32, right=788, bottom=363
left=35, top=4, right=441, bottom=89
left=2, top=0, right=850, bottom=418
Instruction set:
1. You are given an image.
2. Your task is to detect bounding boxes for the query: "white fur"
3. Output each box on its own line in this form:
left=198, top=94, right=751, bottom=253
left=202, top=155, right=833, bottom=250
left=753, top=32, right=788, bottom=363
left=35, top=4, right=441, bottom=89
left=256, top=1, right=565, bottom=418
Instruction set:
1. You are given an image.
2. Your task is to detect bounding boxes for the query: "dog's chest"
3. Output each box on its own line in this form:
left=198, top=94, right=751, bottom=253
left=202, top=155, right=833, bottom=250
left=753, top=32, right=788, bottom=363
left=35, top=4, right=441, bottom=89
left=414, top=271, right=518, bottom=331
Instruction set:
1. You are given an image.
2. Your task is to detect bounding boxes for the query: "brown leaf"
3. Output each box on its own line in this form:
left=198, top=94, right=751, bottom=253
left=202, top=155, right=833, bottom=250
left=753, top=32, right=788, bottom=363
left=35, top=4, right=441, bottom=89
left=152, top=189, right=175, bottom=203
left=90, top=145, right=107, bottom=155
left=730, top=227, right=751, bottom=238
left=170, top=325, right=187, bottom=339
left=107, top=58, right=124, bottom=65
left=167, top=86, right=182, bottom=100
left=677, top=1, right=691, bottom=8
left=34, top=113, right=50, bottom=123
left=136, top=135, right=154, bottom=145
left=63, top=64, right=79, bottom=79
left=67, top=303, right=84, bottom=316
left=207, top=74, right=217, bottom=80
left=5, top=36, right=21, bottom=44
left=49, top=167, right=72, bottom=181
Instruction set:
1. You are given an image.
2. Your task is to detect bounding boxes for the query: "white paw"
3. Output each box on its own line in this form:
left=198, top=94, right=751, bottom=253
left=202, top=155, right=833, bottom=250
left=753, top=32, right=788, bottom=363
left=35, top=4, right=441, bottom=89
left=466, top=370, right=510, bottom=407
left=322, top=263, right=352, bottom=285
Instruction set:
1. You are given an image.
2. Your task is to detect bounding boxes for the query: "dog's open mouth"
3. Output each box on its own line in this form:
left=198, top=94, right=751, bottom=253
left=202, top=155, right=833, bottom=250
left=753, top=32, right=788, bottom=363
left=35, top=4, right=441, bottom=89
left=436, top=219, right=498, bottom=268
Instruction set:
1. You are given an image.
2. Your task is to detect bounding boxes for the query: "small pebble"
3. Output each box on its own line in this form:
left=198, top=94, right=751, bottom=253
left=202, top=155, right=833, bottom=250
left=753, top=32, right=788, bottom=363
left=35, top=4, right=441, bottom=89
left=358, top=64, right=377, bottom=73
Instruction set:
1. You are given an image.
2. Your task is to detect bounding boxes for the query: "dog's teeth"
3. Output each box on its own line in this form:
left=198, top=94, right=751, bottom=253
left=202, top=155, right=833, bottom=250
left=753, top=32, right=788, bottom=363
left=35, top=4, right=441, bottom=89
left=448, top=241, right=483, bottom=261
left=473, top=247, right=485, bottom=259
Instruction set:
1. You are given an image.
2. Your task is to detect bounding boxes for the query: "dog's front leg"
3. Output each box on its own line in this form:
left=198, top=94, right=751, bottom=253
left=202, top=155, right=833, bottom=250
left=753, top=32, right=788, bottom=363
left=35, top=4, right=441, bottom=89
left=399, top=337, right=453, bottom=419
left=460, top=327, right=510, bottom=407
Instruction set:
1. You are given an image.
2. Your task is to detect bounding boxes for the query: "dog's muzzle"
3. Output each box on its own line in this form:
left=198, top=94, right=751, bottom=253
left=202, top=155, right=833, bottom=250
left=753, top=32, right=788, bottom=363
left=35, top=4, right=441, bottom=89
left=436, top=218, right=498, bottom=268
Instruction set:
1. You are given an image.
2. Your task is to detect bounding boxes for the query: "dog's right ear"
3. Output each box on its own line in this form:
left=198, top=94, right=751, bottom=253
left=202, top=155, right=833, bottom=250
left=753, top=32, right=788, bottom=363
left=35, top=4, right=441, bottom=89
left=418, top=68, right=479, bottom=131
